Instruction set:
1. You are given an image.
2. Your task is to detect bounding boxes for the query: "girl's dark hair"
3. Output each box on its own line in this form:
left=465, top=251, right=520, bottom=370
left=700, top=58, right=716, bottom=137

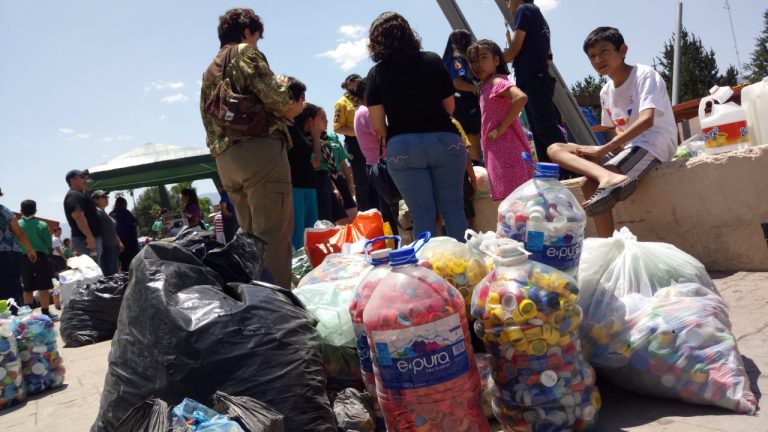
left=467, top=39, right=510, bottom=75
left=442, top=28, right=473, bottom=61
left=20, top=199, right=36, bottom=217
left=286, top=76, right=306, bottom=102
left=583, top=27, right=625, bottom=54
left=113, top=196, right=128, bottom=210
left=218, top=8, right=264, bottom=48
left=181, top=188, right=199, bottom=204
left=368, top=12, right=422, bottom=63
left=294, top=103, right=323, bottom=131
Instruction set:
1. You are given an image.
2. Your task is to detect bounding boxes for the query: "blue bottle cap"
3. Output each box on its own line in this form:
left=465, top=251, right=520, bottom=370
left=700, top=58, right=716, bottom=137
left=533, top=162, right=560, bottom=178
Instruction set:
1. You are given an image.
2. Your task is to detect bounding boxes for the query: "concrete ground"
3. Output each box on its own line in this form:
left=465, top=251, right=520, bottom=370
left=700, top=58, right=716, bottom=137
left=0, top=272, right=765, bottom=431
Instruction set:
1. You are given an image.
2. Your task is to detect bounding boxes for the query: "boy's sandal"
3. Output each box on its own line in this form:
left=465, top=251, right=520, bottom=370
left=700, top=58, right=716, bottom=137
left=583, top=177, right=639, bottom=216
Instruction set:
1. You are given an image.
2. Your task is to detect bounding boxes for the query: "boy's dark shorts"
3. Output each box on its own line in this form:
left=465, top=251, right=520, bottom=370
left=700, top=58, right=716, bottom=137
left=332, top=175, right=356, bottom=210
left=21, top=252, right=54, bottom=292
left=454, top=91, right=481, bottom=135
left=603, top=145, right=661, bottom=177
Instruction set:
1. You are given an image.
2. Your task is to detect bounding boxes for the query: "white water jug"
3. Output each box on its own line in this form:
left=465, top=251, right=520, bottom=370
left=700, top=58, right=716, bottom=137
left=741, top=77, right=768, bottom=146
left=698, top=85, right=750, bottom=154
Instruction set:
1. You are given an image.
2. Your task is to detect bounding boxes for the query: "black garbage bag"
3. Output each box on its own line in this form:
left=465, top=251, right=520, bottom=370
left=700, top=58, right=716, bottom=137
left=332, top=388, right=377, bottom=432
left=213, top=391, right=284, bottom=432
left=60, top=272, right=129, bottom=347
left=172, top=228, right=222, bottom=260
left=115, top=398, right=170, bottom=432
left=203, top=232, right=266, bottom=284
left=92, top=241, right=335, bottom=432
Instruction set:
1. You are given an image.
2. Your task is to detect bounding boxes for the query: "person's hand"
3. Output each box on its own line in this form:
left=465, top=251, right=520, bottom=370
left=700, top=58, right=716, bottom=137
left=309, top=116, right=324, bottom=142
left=26, top=250, right=38, bottom=263
left=86, top=235, right=96, bottom=249
left=488, top=123, right=508, bottom=140
left=311, top=157, right=321, bottom=169
left=575, top=144, right=610, bottom=162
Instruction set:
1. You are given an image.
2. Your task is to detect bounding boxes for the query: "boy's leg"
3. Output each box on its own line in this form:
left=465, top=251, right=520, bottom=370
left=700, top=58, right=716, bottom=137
left=547, top=143, right=628, bottom=189
left=581, top=175, right=617, bottom=238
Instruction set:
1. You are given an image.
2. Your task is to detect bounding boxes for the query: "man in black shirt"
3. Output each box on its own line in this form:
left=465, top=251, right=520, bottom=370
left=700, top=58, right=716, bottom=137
left=503, top=0, right=565, bottom=163
left=63, top=169, right=103, bottom=265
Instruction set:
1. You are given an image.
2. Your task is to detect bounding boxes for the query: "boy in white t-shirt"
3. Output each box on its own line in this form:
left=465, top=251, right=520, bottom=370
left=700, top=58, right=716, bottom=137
left=547, top=26, right=677, bottom=237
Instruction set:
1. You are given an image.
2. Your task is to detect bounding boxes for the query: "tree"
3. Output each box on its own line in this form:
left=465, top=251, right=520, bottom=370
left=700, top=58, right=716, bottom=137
left=132, top=186, right=181, bottom=236
left=570, top=75, right=607, bottom=98
left=745, top=9, right=768, bottom=82
left=718, top=65, right=740, bottom=87
left=654, top=28, right=720, bottom=102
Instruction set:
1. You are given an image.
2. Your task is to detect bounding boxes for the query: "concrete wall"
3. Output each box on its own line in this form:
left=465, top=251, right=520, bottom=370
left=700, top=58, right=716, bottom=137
left=473, top=145, right=768, bottom=272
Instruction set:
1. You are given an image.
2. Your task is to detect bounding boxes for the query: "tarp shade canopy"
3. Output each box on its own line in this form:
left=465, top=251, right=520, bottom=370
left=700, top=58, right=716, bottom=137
left=87, top=143, right=218, bottom=191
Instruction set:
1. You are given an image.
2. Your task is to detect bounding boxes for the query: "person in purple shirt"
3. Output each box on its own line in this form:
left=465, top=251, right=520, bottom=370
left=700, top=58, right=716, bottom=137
left=181, top=188, right=203, bottom=229
left=110, top=196, right=139, bottom=271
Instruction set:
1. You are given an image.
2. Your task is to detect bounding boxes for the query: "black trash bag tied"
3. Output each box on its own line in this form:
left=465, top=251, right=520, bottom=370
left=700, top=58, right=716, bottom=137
left=60, top=272, right=129, bottom=347
left=92, top=241, right=336, bottom=432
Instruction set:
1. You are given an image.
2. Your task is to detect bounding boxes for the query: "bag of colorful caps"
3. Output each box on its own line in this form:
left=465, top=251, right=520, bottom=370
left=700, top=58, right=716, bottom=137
left=416, top=234, right=489, bottom=318
left=12, top=306, right=66, bottom=394
left=0, top=300, right=26, bottom=410
left=577, top=229, right=757, bottom=414
left=471, top=238, right=600, bottom=431
left=358, top=232, right=489, bottom=431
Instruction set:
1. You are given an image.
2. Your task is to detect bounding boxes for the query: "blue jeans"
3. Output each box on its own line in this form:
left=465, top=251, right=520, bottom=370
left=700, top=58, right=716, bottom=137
left=292, top=188, right=318, bottom=250
left=101, top=244, right=119, bottom=276
left=386, top=132, right=468, bottom=241
left=71, top=236, right=103, bottom=269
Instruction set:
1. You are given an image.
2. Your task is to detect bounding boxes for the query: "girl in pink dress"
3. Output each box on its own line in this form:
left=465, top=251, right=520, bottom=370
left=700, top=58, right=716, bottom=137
left=468, top=39, right=534, bottom=201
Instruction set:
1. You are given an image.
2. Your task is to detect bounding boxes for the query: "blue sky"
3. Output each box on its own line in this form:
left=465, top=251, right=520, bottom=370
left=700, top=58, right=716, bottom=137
left=1, top=0, right=764, bottom=237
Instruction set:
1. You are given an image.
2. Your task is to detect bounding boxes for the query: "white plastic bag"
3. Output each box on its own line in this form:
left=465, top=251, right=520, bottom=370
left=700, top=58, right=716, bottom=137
left=58, top=255, right=104, bottom=308
left=577, top=228, right=756, bottom=414
left=294, top=254, right=372, bottom=346
left=600, top=283, right=757, bottom=414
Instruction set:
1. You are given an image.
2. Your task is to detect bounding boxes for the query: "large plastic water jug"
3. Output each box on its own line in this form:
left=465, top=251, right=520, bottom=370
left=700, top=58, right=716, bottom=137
left=741, top=77, right=768, bottom=146
left=698, top=86, right=750, bottom=154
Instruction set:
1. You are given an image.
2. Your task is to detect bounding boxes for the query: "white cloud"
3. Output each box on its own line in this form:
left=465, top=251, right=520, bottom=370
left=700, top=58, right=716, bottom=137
left=58, top=128, right=90, bottom=140
left=101, top=135, right=134, bottom=143
left=145, top=80, right=185, bottom=91
left=159, top=114, right=167, bottom=121
left=338, top=25, right=366, bottom=41
left=537, top=0, right=559, bottom=13
left=319, top=38, right=369, bottom=72
left=160, top=93, right=189, bottom=104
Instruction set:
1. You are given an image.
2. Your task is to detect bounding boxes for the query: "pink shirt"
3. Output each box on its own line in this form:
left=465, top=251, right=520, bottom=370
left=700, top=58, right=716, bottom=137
left=353, top=105, right=384, bottom=165
left=478, top=74, right=534, bottom=201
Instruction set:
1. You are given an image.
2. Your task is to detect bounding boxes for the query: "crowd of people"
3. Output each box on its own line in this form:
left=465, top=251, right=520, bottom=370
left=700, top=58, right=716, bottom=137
left=0, top=1, right=679, bottom=310
left=199, top=2, right=677, bottom=288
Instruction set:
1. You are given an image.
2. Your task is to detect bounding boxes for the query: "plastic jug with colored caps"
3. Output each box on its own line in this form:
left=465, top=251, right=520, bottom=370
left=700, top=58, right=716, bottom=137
left=471, top=238, right=600, bottom=431
left=363, top=232, right=489, bottom=432
left=698, top=85, right=750, bottom=154
left=0, top=299, right=27, bottom=410
left=497, top=153, right=587, bottom=279
left=349, top=235, right=401, bottom=413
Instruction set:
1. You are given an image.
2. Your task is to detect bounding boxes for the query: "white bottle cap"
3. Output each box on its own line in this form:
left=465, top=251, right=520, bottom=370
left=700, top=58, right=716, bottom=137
left=541, top=370, right=558, bottom=387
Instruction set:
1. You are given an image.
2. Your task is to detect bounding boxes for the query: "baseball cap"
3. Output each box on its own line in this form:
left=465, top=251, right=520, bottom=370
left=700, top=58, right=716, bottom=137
left=90, top=190, right=109, bottom=199
left=65, top=169, right=89, bottom=183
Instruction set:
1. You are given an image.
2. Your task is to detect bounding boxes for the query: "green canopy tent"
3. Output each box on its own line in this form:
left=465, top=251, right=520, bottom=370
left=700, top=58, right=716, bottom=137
left=87, top=143, right=218, bottom=191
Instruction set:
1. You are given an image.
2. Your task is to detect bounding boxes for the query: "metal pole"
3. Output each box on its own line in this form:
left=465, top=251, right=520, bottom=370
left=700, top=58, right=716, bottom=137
left=672, top=1, right=683, bottom=105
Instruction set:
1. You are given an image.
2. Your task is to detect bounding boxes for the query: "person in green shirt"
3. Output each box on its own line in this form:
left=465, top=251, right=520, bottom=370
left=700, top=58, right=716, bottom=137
left=17, top=199, right=57, bottom=320
left=62, top=238, right=76, bottom=258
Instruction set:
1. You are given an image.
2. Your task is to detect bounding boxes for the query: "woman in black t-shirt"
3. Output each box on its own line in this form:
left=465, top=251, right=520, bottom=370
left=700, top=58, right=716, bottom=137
left=364, top=12, right=468, bottom=241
